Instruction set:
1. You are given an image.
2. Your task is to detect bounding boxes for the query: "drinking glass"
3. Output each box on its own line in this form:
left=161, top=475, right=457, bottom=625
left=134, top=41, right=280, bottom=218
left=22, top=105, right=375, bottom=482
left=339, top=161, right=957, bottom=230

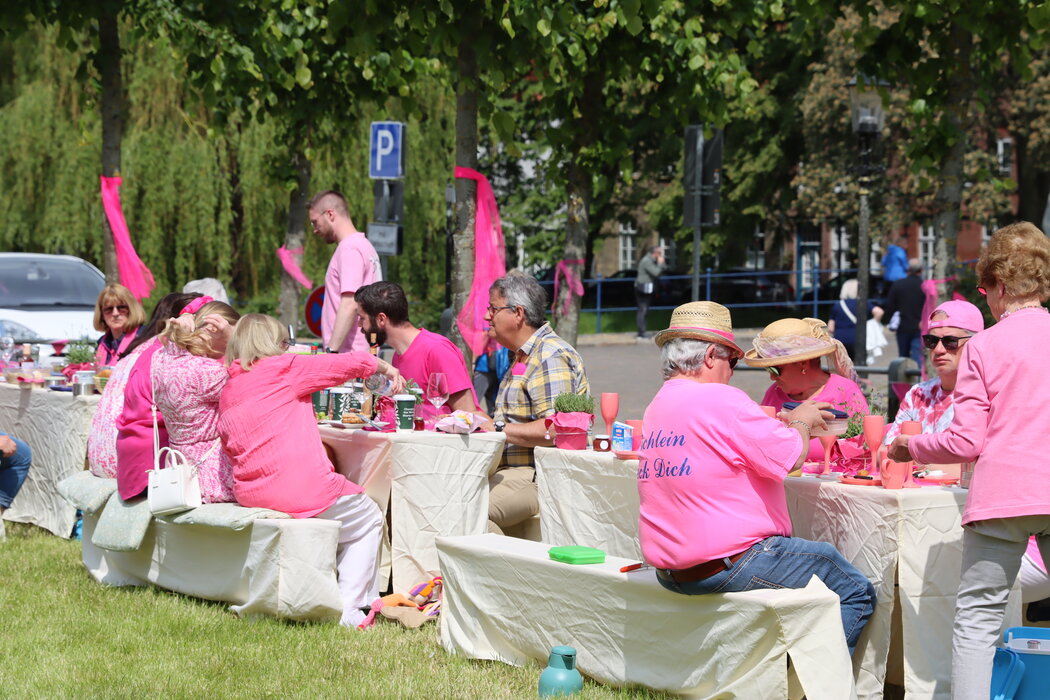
left=427, top=372, right=449, bottom=411
left=818, top=435, right=837, bottom=475
left=900, top=421, right=922, bottom=486
left=862, top=415, right=886, bottom=473
left=0, top=335, right=13, bottom=366
left=599, top=392, right=619, bottom=435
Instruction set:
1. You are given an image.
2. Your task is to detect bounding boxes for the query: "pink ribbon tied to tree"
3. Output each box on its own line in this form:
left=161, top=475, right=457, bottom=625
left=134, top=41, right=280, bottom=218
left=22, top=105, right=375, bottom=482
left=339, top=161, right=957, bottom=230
left=552, top=259, right=585, bottom=317
left=277, top=246, right=313, bottom=290
left=454, top=167, right=507, bottom=357
left=100, top=176, right=155, bottom=300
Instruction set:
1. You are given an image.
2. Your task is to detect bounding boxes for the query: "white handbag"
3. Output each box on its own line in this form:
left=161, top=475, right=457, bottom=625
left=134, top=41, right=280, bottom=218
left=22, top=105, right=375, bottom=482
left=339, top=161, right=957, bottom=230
left=146, top=363, right=202, bottom=516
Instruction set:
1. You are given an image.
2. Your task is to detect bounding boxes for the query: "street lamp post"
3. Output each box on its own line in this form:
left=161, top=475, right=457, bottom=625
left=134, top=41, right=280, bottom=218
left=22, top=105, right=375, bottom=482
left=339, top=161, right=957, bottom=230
left=847, top=76, right=889, bottom=366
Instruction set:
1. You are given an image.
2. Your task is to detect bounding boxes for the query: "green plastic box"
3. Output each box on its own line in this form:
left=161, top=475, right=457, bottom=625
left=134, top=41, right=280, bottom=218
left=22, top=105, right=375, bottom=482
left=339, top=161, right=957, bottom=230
left=548, top=545, right=606, bottom=565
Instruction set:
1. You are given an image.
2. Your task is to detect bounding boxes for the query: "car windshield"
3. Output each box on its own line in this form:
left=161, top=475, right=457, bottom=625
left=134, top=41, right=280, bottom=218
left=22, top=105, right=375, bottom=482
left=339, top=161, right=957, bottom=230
left=0, top=258, right=104, bottom=308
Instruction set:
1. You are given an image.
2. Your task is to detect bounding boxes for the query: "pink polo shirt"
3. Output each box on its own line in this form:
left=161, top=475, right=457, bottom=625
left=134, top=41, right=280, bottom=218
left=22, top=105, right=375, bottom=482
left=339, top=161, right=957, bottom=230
left=910, top=308, right=1050, bottom=525
left=638, top=379, right=804, bottom=569
left=322, top=233, right=381, bottom=354
left=218, top=352, right=378, bottom=518
left=392, top=328, right=478, bottom=419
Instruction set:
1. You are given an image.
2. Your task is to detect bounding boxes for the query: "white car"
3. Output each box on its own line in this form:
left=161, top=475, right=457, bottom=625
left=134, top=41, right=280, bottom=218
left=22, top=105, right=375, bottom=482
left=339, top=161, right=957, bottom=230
left=0, top=253, right=106, bottom=361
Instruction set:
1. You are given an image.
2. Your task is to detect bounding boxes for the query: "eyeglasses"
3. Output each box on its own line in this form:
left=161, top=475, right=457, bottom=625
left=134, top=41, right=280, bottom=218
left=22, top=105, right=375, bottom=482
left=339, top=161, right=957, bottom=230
left=922, top=334, right=971, bottom=351
left=279, top=338, right=292, bottom=350
left=486, top=304, right=515, bottom=315
left=977, top=286, right=987, bottom=296
left=102, top=304, right=129, bottom=315
left=766, top=366, right=781, bottom=377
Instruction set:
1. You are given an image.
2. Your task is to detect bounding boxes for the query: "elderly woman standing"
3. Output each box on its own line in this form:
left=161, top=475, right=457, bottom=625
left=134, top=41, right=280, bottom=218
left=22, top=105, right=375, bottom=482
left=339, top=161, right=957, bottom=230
left=152, top=298, right=240, bottom=503
left=827, top=278, right=884, bottom=363
left=218, top=314, right=403, bottom=627
left=92, top=283, right=146, bottom=366
left=888, top=222, right=1050, bottom=700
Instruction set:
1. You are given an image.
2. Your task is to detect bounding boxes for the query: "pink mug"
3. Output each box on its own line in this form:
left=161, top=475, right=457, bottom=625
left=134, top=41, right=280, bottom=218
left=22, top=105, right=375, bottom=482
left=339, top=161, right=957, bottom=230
left=883, top=460, right=908, bottom=489
left=760, top=405, right=777, bottom=418
left=625, top=420, right=644, bottom=452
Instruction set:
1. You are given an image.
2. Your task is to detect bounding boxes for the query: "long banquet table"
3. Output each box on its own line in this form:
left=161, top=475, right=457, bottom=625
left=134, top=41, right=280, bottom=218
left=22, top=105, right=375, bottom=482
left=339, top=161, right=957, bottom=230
left=0, top=383, right=99, bottom=537
left=319, top=426, right=506, bottom=594
left=533, top=447, right=1022, bottom=700
left=784, top=476, right=1021, bottom=700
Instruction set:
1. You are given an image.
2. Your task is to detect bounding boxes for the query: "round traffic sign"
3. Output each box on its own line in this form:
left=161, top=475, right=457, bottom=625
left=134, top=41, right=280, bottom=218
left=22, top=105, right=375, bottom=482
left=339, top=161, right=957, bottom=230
left=304, top=286, right=325, bottom=337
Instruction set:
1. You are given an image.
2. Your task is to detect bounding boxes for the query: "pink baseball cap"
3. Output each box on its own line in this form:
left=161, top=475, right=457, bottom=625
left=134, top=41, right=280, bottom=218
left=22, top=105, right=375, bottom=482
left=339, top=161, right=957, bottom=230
left=927, top=300, right=985, bottom=333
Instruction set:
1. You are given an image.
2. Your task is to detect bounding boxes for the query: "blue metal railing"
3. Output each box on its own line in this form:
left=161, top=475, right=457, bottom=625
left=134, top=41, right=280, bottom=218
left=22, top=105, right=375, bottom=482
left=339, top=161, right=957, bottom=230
left=538, top=268, right=868, bottom=333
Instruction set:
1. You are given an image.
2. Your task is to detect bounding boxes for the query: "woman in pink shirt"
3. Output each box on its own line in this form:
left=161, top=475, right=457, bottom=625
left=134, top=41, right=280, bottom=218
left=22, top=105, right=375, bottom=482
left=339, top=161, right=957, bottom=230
left=219, top=314, right=404, bottom=628
left=152, top=299, right=241, bottom=504
left=889, top=222, right=1050, bottom=700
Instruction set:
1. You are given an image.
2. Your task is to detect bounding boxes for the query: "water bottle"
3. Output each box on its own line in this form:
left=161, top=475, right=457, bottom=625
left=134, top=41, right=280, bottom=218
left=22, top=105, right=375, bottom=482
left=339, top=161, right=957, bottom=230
left=364, top=372, right=396, bottom=397
left=538, top=645, right=583, bottom=697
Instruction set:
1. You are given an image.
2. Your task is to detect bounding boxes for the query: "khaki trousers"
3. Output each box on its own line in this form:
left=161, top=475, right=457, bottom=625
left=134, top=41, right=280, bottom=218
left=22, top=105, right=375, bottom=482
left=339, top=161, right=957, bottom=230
left=487, top=466, right=537, bottom=535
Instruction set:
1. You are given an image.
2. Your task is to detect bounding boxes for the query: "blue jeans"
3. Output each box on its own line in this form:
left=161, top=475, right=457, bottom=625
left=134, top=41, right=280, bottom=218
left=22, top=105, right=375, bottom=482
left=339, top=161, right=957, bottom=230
left=0, top=433, right=31, bottom=508
left=657, top=536, right=876, bottom=655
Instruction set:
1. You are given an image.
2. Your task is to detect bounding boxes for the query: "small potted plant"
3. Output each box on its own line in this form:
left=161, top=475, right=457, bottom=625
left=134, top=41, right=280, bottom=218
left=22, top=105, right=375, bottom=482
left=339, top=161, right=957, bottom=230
left=545, top=393, right=595, bottom=450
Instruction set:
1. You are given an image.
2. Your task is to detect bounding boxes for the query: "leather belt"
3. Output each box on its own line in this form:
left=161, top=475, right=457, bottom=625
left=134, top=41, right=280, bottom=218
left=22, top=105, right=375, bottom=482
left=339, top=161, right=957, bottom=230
left=657, top=548, right=750, bottom=584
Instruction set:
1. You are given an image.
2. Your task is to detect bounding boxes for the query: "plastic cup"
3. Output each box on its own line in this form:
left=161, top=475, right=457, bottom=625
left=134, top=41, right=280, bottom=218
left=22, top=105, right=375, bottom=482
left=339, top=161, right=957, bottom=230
left=760, top=405, right=777, bottom=418
left=625, top=420, right=644, bottom=451
left=394, top=394, right=415, bottom=430
left=883, top=460, right=908, bottom=489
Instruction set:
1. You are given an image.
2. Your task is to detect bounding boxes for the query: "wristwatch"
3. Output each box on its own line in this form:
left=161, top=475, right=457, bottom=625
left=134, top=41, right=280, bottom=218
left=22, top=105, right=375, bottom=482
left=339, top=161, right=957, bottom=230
left=326, top=347, right=339, bottom=354
left=494, top=420, right=506, bottom=432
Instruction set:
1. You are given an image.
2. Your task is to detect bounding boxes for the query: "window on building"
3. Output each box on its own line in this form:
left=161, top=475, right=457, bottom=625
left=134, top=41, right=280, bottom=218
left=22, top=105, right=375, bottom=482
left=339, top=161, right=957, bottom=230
left=997, top=138, right=1013, bottom=177
left=659, top=236, right=677, bottom=269
left=618, top=222, right=637, bottom=271
left=918, top=223, right=935, bottom=275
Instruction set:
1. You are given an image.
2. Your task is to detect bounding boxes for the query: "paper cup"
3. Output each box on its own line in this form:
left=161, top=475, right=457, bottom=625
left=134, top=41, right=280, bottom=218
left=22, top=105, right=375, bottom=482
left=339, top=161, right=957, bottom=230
left=394, top=394, right=415, bottom=430
left=329, top=387, right=353, bottom=418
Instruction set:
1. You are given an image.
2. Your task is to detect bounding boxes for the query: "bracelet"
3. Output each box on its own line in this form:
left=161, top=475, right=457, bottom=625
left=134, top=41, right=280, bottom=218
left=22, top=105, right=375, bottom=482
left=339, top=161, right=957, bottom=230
left=788, top=419, right=810, bottom=433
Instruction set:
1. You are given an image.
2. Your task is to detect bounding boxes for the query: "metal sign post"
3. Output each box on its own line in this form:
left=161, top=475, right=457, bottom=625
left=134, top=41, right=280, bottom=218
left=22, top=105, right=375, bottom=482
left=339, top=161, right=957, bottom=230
left=368, top=122, right=407, bottom=261
left=684, top=126, right=722, bottom=301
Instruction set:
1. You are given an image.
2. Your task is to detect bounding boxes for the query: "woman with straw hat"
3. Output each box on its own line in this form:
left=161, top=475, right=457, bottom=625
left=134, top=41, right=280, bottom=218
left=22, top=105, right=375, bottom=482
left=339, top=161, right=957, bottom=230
left=744, top=317, right=869, bottom=418
left=639, top=302, right=876, bottom=656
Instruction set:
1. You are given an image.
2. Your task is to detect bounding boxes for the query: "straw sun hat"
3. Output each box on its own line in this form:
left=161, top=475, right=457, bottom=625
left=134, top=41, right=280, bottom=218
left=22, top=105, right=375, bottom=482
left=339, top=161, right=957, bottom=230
left=743, top=317, right=858, bottom=383
left=653, top=301, right=744, bottom=357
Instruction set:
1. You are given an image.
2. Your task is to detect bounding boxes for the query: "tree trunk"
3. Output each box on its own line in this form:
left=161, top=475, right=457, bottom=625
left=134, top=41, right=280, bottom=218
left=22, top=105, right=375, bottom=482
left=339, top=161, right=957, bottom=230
left=278, top=148, right=311, bottom=329
left=97, top=9, right=122, bottom=283
left=931, top=25, right=973, bottom=299
left=557, top=162, right=589, bottom=347
left=450, top=39, right=478, bottom=359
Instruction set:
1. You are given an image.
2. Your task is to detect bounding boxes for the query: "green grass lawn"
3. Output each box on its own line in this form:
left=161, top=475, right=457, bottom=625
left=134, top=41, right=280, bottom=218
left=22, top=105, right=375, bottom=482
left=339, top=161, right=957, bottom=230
left=0, top=523, right=664, bottom=699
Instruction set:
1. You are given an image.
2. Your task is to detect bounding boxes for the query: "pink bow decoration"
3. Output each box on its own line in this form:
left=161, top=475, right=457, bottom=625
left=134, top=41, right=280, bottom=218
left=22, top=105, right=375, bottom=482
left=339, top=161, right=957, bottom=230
left=100, top=176, right=155, bottom=300
left=552, top=259, right=585, bottom=317
left=454, top=167, right=507, bottom=357
left=179, top=295, right=213, bottom=316
left=277, top=246, right=313, bottom=290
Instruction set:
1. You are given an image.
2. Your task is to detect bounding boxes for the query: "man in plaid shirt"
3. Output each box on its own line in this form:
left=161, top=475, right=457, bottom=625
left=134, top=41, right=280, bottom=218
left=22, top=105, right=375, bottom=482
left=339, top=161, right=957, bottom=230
left=480, top=271, right=589, bottom=535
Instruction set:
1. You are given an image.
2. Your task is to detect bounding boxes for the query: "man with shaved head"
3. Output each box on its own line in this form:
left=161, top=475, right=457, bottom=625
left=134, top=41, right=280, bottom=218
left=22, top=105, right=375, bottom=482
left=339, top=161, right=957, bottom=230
left=308, top=190, right=382, bottom=354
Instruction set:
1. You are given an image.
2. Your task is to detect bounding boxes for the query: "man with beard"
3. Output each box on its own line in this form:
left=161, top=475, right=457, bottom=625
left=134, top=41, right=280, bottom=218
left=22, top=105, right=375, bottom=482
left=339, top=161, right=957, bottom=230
left=308, top=190, right=382, bottom=354
left=355, top=281, right=479, bottom=419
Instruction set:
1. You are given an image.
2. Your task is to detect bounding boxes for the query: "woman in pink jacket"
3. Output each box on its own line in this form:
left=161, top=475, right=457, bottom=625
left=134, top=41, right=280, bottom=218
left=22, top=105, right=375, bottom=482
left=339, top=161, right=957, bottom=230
left=889, top=222, right=1050, bottom=700
left=218, top=314, right=404, bottom=628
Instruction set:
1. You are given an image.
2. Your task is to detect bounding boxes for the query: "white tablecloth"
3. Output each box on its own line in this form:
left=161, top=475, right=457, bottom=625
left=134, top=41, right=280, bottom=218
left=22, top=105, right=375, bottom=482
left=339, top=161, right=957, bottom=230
left=437, top=534, right=856, bottom=700
left=784, top=477, right=1022, bottom=700
left=534, top=447, right=641, bottom=559
left=0, top=383, right=99, bottom=537
left=319, top=427, right=505, bottom=594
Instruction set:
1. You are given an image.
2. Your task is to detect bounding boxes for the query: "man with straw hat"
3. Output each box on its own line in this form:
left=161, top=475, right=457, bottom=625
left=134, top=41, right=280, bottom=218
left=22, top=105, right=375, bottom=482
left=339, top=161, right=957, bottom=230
left=638, top=302, right=876, bottom=656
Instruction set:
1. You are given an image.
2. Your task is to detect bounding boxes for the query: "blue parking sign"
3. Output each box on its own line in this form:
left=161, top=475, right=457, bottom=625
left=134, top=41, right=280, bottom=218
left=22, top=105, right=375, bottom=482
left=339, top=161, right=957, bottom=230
left=369, top=122, right=405, bottom=179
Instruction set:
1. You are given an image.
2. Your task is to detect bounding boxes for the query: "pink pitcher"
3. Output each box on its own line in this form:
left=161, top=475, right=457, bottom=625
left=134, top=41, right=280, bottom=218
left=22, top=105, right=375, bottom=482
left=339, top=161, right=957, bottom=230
left=883, top=459, right=909, bottom=489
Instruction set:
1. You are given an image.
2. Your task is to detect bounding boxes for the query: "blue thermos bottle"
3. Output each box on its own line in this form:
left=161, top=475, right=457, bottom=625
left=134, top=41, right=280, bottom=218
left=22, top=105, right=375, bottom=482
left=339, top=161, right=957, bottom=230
left=539, top=645, right=584, bottom=697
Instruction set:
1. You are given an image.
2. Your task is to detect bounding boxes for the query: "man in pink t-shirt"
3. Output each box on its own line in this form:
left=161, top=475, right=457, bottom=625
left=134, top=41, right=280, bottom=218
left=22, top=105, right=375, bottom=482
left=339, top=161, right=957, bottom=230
left=640, top=301, right=876, bottom=655
left=355, top=282, right=478, bottom=419
left=309, top=190, right=382, bottom=354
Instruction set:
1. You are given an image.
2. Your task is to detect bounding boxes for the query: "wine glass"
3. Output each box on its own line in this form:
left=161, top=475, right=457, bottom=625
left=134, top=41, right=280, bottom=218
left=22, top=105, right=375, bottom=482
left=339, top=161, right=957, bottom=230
left=818, top=434, right=837, bottom=475
left=600, top=392, right=619, bottom=435
left=0, top=335, right=13, bottom=366
left=426, top=373, right=449, bottom=412
left=862, top=415, right=886, bottom=474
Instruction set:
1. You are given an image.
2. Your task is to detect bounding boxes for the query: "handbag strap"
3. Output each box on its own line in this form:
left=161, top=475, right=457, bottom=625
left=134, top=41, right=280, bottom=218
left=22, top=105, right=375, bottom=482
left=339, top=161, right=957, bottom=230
left=150, top=354, right=162, bottom=471
left=839, top=299, right=857, bottom=324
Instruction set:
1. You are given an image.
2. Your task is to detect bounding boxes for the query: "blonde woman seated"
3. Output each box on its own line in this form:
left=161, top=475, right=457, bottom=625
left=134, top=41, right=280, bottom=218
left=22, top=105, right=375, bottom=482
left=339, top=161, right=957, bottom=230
left=218, top=314, right=404, bottom=628
left=744, top=317, right=869, bottom=461
left=152, top=298, right=240, bottom=503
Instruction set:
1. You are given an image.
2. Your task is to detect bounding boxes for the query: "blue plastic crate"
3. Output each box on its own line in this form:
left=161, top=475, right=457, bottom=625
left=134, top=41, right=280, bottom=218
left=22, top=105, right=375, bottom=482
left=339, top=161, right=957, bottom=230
left=1003, top=627, right=1050, bottom=700
left=991, top=648, right=1025, bottom=700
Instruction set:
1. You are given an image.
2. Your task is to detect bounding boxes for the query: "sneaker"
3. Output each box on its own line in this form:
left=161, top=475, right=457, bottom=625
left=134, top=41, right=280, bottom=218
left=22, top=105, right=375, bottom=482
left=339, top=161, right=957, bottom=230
left=0, top=517, right=6, bottom=541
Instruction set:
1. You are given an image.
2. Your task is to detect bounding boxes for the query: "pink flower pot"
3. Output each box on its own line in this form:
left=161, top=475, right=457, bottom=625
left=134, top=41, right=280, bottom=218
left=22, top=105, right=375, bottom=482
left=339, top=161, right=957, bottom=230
left=552, top=429, right=589, bottom=450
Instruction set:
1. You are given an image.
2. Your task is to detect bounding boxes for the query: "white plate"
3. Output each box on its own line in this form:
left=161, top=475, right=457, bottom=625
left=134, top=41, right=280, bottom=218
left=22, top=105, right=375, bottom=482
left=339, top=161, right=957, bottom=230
left=320, top=419, right=389, bottom=430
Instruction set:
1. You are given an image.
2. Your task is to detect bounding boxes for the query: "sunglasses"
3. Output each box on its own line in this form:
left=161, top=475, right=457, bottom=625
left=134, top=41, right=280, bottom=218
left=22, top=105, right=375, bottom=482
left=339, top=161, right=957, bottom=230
left=728, top=356, right=739, bottom=369
left=922, top=334, right=971, bottom=351
left=102, top=304, right=129, bottom=315
left=766, top=366, right=781, bottom=377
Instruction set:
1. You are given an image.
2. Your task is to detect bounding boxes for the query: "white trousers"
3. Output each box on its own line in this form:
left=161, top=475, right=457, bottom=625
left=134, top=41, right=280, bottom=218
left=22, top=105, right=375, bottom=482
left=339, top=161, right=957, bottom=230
left=315, top=493, right=384, bottom=627
left=952, top=515, right=1050, bottom=700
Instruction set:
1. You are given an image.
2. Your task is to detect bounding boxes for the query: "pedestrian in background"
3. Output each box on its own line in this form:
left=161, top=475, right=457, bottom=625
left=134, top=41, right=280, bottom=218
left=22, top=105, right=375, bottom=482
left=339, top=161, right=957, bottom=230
left=880, top=232, right=909, bottom=296
left=827, top=279, right=884, bottom=363
left=635, top=245, right=666, bottom=339
left=881, top=258, right=926, bottom=370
